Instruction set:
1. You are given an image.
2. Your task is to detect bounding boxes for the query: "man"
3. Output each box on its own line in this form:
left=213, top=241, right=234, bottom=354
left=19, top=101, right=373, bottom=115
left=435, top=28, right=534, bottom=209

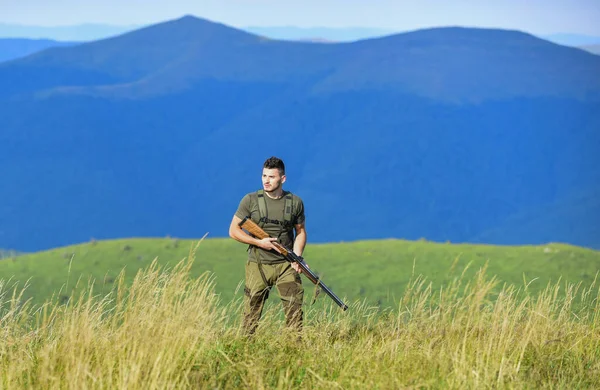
left=229, top=156, right=307, bottom=335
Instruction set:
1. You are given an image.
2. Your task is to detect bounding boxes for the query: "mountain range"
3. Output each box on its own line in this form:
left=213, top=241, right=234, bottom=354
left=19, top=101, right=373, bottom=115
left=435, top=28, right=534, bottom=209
left=2, top=25, right=599, bottom=65
left=1, top=15, right=599, bottom=252
left=2, top=21, right=600, bottom=46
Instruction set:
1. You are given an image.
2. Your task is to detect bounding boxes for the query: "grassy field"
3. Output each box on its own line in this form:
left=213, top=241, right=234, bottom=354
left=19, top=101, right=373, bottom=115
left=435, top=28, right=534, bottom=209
left=0, top=236, right=599, bottom=310
left=1, top=250, right=599, bottom=389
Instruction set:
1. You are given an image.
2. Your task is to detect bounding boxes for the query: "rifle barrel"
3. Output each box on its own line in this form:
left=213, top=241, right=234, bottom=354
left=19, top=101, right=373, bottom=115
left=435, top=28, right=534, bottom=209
left=287, top=251, right=348, bottom=311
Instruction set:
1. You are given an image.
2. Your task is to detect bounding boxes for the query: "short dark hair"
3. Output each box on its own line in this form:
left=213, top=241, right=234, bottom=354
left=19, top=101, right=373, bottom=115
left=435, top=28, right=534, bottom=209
left=263, top=156, right=285, bottom=175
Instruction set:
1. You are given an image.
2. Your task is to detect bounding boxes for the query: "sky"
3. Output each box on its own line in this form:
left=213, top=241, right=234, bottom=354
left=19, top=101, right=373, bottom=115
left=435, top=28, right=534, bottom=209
left=1, top=0, right=600, bottom=36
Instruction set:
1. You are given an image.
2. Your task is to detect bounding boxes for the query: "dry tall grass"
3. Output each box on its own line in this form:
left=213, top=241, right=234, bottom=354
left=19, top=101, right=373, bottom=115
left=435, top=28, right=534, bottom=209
left=1, top=245, right=599, bottom=389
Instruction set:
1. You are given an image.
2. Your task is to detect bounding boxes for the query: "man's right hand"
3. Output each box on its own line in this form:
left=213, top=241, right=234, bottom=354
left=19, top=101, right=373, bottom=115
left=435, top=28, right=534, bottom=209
left=257, top=237, right=281, bottom=253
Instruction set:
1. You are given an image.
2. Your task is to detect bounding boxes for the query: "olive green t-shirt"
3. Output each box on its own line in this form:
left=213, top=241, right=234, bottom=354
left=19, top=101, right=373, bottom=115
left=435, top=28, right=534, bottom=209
left=235, top=191, right=305, bottom=264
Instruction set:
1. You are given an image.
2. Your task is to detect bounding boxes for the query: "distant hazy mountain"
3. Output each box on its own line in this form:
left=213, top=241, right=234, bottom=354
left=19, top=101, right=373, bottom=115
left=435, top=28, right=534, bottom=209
left=0, top=23, right=141, bottom=41
left=1, top=15, right=598, bottom=251
left=242, top=26, right=396, bottom=42
left=579, top=44, right=600, bottom=55
left=542, top=33, right=600, bottom=46
left=0, top=22, right=397, bottom=42
left=0, top=38, right=80, bottom=63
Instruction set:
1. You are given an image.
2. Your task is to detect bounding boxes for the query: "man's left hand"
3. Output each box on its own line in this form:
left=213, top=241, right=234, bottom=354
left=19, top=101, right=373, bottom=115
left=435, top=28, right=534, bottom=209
left=291, top=262, right=309, bottom=274
left=291, top=262, right=301, bottom=273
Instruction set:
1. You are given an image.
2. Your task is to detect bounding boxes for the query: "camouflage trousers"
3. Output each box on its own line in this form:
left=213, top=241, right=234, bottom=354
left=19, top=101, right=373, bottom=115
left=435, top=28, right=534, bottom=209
left=243, top=260, right=304, bottom=335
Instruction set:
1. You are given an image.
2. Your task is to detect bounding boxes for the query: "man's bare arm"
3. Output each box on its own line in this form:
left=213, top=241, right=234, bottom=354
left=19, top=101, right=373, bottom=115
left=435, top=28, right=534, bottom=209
left=293, top=222, right=307, bottom=256
left=229, top=215, right=280, bottom=252
left=290, top=222, right=307, bottom=273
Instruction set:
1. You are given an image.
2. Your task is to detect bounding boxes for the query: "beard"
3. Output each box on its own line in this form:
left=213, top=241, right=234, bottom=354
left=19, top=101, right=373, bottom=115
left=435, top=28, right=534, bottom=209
left=264, top=182, right=281, bottom=193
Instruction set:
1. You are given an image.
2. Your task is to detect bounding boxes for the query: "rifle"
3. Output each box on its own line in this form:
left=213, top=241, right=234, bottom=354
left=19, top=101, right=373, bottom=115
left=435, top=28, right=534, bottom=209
left=239, top=217, right=349, bottom=311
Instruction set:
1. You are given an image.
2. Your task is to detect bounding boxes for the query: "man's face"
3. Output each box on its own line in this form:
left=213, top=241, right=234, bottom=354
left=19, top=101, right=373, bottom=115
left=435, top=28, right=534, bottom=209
left=262, top=168, right=286, bottom=193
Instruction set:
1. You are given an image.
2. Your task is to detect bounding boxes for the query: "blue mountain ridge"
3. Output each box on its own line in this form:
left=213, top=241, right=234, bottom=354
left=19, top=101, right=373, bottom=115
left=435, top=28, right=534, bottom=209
left=1, top=15, right=598, bottom=251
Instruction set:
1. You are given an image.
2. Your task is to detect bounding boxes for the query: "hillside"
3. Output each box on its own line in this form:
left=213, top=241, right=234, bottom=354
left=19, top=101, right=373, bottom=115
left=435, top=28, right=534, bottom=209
left=0, top=15, right=599, bottom=252
left=472, top=187, right=600, bottom=248
left=3, top=239, right=599, bottom=388
left=1, top=237, right=599, bottom=307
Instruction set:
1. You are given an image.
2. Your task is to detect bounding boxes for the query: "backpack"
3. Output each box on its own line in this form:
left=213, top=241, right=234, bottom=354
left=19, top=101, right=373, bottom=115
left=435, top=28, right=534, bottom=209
left=252, top=189, right=296, bottom=231
left=248, top=189, right=298, bottom=277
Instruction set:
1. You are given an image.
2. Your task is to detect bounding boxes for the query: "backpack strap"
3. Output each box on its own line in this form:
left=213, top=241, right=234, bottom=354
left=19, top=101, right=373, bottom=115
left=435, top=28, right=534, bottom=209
left=252, top=189, right=269, bottom=285
left=283, top=191, right=294, bottom=229
left=256, top=189, right=268, bottom=228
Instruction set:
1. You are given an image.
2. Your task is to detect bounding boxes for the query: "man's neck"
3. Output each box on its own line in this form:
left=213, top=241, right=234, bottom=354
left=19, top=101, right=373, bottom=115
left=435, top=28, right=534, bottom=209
left=264, top=189, right=284, bottom=199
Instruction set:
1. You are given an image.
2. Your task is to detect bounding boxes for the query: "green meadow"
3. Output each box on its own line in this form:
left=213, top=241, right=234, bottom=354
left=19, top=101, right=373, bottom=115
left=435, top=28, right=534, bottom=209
left=0, top=237, right=598, bottom=308
left=1, top=237, right=599, bottom=388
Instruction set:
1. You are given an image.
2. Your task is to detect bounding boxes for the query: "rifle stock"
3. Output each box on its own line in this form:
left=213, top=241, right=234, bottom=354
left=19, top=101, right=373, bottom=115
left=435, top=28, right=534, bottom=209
left=239, top=217, right=349, bottom=311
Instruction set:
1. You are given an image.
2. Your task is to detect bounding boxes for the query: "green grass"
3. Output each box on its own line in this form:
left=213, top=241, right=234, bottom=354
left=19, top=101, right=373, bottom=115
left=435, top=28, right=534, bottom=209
left=1, top=252, right=599, bottom=389
left=0, top=236, right=599, bottom=310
